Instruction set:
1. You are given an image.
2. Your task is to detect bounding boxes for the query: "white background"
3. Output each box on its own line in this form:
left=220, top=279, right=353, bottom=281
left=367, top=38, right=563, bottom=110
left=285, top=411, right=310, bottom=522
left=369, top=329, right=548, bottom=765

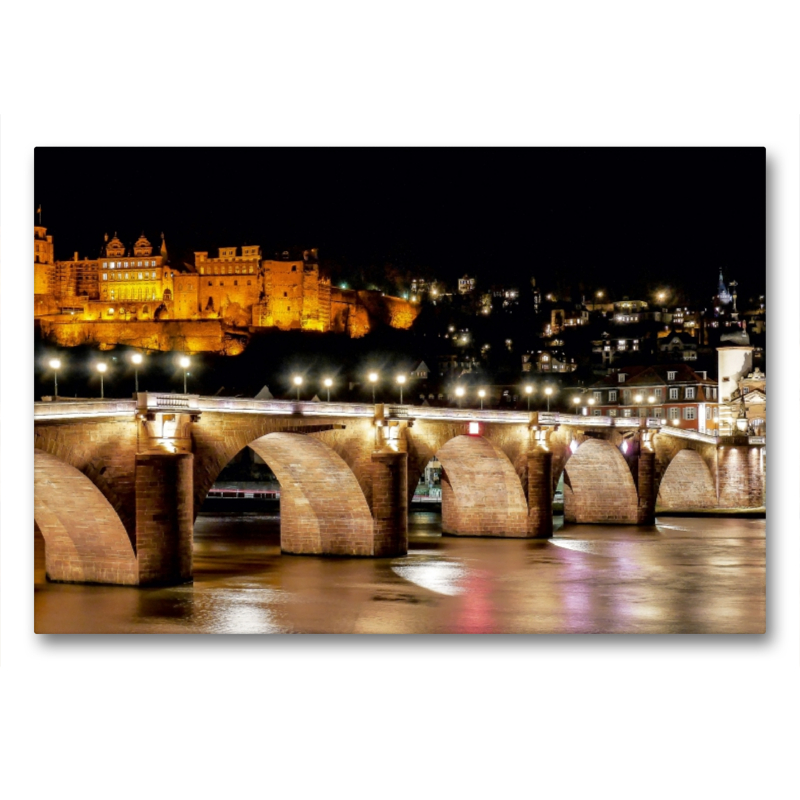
left=0, top=2, right=797, bottom=797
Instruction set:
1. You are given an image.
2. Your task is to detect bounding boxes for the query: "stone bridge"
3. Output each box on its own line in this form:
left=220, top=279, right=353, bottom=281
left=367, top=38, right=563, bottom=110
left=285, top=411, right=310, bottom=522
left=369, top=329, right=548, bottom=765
left=34, top=394, right=765, bottom=586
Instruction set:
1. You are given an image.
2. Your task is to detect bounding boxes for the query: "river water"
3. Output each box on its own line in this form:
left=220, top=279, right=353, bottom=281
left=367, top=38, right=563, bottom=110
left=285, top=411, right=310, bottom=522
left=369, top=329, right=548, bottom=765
left=34, top=512, right=765, bottom=634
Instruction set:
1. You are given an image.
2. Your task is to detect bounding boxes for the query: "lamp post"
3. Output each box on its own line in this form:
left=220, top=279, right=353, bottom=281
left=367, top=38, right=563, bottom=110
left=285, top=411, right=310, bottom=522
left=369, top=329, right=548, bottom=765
left=368, top=371, right=378, bottom=403
left=396, top=374, right=406, bottom=404
left=179, top=356, right=190, bottom=394
left=49, top=358, right=61, bottom=398
left=455, top=386, right=465, bottom=408
left=323, top=377, right=332, bottom=402
left=131, top=353, right=143, bottom=393
left=524, top=385, right=533, bottom=411
left=587, top=397, right=595, bottom=415
left=293, top=375, right=303, bottom=401
left=572, top=396, right=581, bottom=412
left=478, top=389, right=486, bottom=410
left=96, top=362, right=107, bottom=399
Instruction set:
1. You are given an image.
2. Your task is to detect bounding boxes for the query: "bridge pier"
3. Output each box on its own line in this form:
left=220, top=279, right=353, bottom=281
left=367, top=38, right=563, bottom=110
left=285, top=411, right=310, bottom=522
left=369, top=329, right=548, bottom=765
left=371, top=449, right=408, bottom=556
left=636, top=450, right=656, bottom=525
left=135, top=453, right=194, bottom=585
left=527, top=449, right=553, bottom=538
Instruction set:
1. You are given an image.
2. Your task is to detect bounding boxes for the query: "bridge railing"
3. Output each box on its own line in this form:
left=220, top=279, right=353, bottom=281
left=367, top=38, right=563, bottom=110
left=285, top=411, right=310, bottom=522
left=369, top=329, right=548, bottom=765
left=34, top=399, right=136, bottom=419
left=33, top=397, right=753, bottom=447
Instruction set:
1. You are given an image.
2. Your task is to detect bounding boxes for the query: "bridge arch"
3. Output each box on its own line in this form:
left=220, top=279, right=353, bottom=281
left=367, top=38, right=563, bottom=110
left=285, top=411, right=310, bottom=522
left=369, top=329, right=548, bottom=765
left=436, top=435, right=529, bottom=537
left=562, top=438, right=639, bottom=524
left=657, top=449, right=716, bottom=510
left=199, top=432, right=378, bottom=556
left=34, top=448, right=138, bottom=584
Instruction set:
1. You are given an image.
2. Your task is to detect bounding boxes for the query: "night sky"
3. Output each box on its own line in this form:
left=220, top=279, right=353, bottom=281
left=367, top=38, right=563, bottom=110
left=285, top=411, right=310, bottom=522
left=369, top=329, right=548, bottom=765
left=35, top=147, right=765, bottom=307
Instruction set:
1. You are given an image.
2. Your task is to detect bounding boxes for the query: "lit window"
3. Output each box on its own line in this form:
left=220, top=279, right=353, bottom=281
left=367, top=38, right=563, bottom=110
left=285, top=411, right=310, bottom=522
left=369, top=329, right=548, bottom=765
left=668, top=407, right=680, bottom=419
left=684, top=407, right=696, bottom=420
left=138, top=272, right=143, bottom=280
left=667, top=371, right=677, bottom=380
left=609, top=390, right=617, bottom=401
left=685, top=387, right=695, bottom=399
left=669, top=388, right=679, bottom=400
left=623, top=408, right=632, bottom=417
left=593, top=391, right=602, bottom=402
left=103, top=274, right=107, bottom=281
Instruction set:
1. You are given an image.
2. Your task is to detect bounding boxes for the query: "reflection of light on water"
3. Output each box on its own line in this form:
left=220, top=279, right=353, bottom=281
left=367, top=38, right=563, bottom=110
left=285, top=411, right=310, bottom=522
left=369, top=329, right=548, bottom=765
left=656, top=523, right=690, bottom=532
left=212, top=588, right=283, bottom=634
left=550, top=540, right=612, bottom=556
left=391, top=559, right=467, bottom=596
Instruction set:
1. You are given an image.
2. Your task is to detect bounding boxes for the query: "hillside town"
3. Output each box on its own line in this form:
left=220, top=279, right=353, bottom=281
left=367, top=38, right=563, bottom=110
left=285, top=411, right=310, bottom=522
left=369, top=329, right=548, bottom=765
left=34, top=222, right=765, bottom=436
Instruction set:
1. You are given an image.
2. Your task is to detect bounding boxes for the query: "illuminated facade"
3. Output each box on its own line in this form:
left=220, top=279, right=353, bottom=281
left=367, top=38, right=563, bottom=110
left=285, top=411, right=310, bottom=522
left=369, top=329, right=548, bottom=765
left=35, top=227, right=418, bottom=348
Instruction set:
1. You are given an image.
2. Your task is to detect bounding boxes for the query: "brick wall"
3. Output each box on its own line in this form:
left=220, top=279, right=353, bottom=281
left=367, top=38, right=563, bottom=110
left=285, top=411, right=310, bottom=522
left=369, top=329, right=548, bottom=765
left=717, top=445, right=765, bottom=508
left=563, top=438, right=640, bottom=523
left=34, top=448, right=138, bottom=585
left=657, top=449, right=717, bottom=510
left=135, top=453, right=194, bottom=585
left=252, top=433, right=376, bottom=556
left=371, top=450, right=408, bottom=556
left=437, top=435, right=529, bottom=537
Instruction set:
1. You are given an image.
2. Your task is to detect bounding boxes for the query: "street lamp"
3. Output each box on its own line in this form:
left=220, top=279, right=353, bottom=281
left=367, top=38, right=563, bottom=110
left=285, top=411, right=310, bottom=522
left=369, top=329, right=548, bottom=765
left=368, top=371, right=379, bottom=403
left=524, top=384, right=533, bottom=411
left=478, top=388, right=486, bottom=410
left=96, top=362, right=107, bottom=399
left=49, top=358, right=61, bottom=398
left=396, top=374, right=407, bottom=404
left=323, top=377, right=333, bottom=402
left=131, top=352, right=143, bottom=393
left=634, top=394, right=643, bottom=404
left=293, top=375, right=303, bottom=401
left=179, top=356, right=191, bottom=394
left=572, top=396, right=581, bottom=411
left=544, top=386, right=553, bottom=412
left=455, top=386, right=465, bottom=408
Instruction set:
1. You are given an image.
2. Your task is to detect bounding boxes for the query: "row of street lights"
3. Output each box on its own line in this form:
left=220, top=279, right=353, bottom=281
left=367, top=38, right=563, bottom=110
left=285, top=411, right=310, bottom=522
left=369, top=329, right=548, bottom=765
left=47, top=354, right=192, bottom=398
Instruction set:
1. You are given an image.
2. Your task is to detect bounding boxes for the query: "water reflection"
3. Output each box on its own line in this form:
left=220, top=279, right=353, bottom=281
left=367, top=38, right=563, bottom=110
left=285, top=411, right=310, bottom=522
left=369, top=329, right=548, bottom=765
left=34, top=512, right=765, bottom=634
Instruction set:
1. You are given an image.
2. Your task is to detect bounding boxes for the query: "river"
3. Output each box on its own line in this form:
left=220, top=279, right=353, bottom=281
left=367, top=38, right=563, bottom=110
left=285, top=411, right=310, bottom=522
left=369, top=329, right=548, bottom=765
left=34, top=511, right=765, bottom=634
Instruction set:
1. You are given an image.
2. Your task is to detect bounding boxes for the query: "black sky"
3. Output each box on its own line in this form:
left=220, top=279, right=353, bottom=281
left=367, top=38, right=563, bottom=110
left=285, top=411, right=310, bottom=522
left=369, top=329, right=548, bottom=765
left=35, top=147, right=765, bottom=306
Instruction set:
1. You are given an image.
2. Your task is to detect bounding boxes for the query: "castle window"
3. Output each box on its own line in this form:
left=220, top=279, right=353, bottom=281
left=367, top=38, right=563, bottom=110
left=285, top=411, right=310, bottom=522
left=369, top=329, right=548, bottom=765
left=235, top=265, right=240, bottom=274
left=247, top=281, right=251, bottom=286
left=208, top=281, right=213, bottom=286
left=284, top=292, right=288, bottom=297
left=287, top=305, right=291, bottom=311
left=200, top=267, right=204, bottom=275
left=151, top=272, right=156, bottom=279
left=234, top=280, right=238, bottom=286
left=249, top=266, right=254, bottom=274
left=292, top=265, right=297, bottom=272
left=125, top=273, right=129, bottom=280
left=103, top=273, right=107, bottom=281
left=138, top=273, right=143, bottom=280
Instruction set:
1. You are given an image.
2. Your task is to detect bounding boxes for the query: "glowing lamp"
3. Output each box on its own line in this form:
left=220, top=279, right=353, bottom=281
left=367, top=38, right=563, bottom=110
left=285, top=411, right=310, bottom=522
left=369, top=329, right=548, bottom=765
left=634, top=394, right=643, bottom=403
left=621, top=440, right=629, bottom=454
left=96, top=362, right=107, bottom=374
left=49, top=358, right=61, bottom=370
left=131, top=353, right=143, bottom=365
left=455, top=387, right=465, bottom=397
left=179, top=356, right=190, bottom=369
left=323, top=378, right=333, bottom=388
left=468, top=422, right=481, bottom=435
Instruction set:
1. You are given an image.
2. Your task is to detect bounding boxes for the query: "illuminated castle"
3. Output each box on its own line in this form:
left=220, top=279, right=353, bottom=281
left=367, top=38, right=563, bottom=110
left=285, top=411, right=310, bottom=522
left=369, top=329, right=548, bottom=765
left=34, top=226, right=419, bottom=350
